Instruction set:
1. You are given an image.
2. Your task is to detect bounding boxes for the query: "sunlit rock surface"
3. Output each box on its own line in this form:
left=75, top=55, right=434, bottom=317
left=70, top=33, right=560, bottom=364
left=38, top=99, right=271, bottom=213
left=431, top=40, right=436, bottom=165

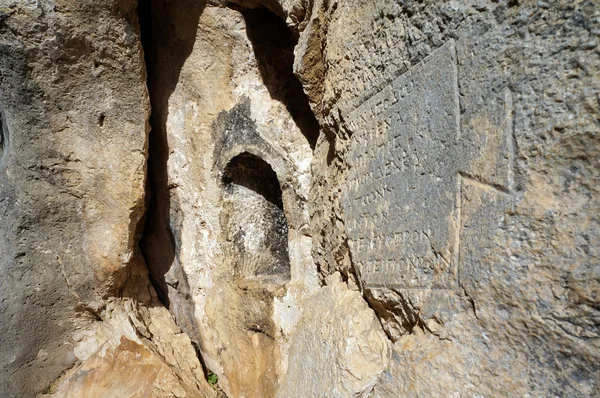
left=0, top=0, right=598, bottom=397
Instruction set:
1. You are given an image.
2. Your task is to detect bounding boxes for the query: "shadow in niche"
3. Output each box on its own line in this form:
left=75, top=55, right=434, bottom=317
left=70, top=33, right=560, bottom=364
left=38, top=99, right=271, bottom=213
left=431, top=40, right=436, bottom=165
left=137, top=0, right=205, bottom=337
left=0, top=110, right=5, bottom=156
left=223, top=152, right=284, bottom=210
left=240, top=6, right=320, bottom=149
left=222, top=152, right=290, bottom=280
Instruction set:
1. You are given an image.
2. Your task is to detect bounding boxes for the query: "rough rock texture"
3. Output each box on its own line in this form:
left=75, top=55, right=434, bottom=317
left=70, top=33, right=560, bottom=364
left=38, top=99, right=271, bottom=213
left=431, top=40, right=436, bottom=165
left=140, top=2, right=323, bottom=395
left=0, top=0, right=148, bottom=394
left=0, top=1, right=214, bottom=396
left=49, top=298, right=216, bottom=398
left=1, top=0, right=599, bottom=397
left=296, top=0, right=600, bottom=396
left=278, top=273, right=391, bottom=398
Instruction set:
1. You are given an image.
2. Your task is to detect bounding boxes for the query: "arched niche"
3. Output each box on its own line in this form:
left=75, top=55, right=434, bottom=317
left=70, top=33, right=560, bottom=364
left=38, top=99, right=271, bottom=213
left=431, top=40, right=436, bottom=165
left=221, top=152, right=290, bottom=282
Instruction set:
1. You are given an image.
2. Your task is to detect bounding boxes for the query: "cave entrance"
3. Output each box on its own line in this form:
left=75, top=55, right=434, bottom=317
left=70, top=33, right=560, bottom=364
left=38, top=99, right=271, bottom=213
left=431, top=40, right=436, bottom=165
left=221, top=152, right=290, bottom=282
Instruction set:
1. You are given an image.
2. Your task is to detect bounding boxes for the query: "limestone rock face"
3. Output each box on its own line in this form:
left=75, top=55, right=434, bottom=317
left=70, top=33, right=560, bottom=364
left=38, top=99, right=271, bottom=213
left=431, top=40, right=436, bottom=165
left=139, top=2, right=323, bottom=395
left=49, top=299, right=216, bottom=398
left=296, top=0, right=600, bottom=396
left=1, top=0, right=599, bottom=397
left=278, top=273, right=391, bottom=398
left=0, top=0, right=149, bottom=395
left=0, top=1, right=214, bottom=396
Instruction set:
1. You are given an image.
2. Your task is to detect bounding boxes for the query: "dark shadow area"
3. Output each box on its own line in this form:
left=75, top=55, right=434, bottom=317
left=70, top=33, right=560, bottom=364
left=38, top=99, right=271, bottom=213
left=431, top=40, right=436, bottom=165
left=222, top=152, right=290, bottom=279
left=137, top=0, right=205, bottom=332
left=223, top=152, right=284, bottom=210
left=240, top=6, right=320, bottom=149
left=0, top=109, right=5, bottom=154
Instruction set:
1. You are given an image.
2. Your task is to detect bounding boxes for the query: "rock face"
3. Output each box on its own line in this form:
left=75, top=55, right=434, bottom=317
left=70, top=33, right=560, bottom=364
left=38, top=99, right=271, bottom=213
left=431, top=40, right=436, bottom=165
left=0, top=0, right=149, bottom=395
left=0, top=1, right=214, bottom=397
left=140, top=2, right=322, bottom=395
left=301, top=0, right=600, bottom=396
left=278, top=273, right=391, bottom=398
left=48, top=299, right=216, bottom=398
left=0, top=0, right=599, bottom=397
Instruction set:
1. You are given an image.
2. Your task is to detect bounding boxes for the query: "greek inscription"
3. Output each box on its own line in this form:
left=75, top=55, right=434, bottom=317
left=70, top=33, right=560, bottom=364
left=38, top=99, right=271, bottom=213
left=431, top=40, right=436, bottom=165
left=342, top=41, right=461, bottom=289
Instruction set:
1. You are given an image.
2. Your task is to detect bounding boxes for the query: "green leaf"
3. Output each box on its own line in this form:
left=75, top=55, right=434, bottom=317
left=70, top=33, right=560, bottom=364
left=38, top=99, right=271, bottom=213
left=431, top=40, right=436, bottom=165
left=207, top=371, right=218, bottom=386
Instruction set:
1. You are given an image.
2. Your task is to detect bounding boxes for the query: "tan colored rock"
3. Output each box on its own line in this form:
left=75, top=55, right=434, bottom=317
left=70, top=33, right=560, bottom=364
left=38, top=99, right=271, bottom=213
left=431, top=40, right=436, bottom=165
left=296, top=0, right=600, bottom=396
left=1, top=0, right=598, bottom=397
left=51, top=336, right=192, bottom=398
left=279, top=273, right=391, bottom=398
left=0, top=1, right=215, bottom=396
left=0, top=0, right=153, bottom=395
left=141, top=2, right=319, bottom=396
left=48, top=298, right=216, bottom=398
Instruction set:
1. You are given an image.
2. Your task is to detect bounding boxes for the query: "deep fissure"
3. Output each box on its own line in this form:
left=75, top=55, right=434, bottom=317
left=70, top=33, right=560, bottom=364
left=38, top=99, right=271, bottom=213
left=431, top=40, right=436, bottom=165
left=137, top=0, right=217, bottom=387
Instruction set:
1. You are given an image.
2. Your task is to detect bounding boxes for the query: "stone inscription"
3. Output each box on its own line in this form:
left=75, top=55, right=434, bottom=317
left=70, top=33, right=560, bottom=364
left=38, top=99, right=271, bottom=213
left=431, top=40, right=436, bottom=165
left=343, top=41, right=463, bottom=289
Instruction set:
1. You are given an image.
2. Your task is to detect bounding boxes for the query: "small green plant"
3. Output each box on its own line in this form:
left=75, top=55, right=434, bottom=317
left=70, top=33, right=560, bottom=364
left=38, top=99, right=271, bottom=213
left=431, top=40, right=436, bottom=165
left=207, top=371, right=219, bottom=386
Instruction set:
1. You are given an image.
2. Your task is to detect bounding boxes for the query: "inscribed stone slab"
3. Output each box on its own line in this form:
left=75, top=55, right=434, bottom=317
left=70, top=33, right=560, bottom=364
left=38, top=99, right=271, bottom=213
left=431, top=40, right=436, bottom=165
left=343, top=41, right=461, bottom=289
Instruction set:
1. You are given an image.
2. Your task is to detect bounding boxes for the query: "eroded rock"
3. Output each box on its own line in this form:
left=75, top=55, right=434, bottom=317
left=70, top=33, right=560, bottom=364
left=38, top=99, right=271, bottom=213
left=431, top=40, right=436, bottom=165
left=1, top=0, right=598, bottom=397
left=279, top=273, right=391, bottom=398
left=140, top=2, right=318, bottom=396
left=299, top=0, right=600, bottom=396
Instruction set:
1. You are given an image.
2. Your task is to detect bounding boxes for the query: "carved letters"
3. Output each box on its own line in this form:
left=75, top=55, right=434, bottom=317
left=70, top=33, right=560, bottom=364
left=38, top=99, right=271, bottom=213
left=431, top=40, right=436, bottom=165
left=343, top=41, right=462, bottom=289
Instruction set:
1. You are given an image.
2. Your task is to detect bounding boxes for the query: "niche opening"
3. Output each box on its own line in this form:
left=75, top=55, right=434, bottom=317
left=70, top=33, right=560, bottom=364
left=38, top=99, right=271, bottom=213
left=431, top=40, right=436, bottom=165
left=221, top=152, right=290, bottom=282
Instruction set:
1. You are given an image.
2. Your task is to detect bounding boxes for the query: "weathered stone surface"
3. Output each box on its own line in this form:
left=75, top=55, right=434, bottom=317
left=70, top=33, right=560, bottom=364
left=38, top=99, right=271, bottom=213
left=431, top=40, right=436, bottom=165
left=0, top=0, right=151, bottom=395
left=278, top=273, right=391, bottom=398
left=140, top=2, right=318, bottom=396
left=221, top=152, right=291, bottom=281
left=300, top=0, right=600, bottom=396
left=48, top=299, right=216, bottom=398
left=1, top=0, right=598, bottom=397
left=51, top=337, right=194, bottom=398
left=344, top=40, right=462, bottom=289
left=0, top=1, right=214, bottom=396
